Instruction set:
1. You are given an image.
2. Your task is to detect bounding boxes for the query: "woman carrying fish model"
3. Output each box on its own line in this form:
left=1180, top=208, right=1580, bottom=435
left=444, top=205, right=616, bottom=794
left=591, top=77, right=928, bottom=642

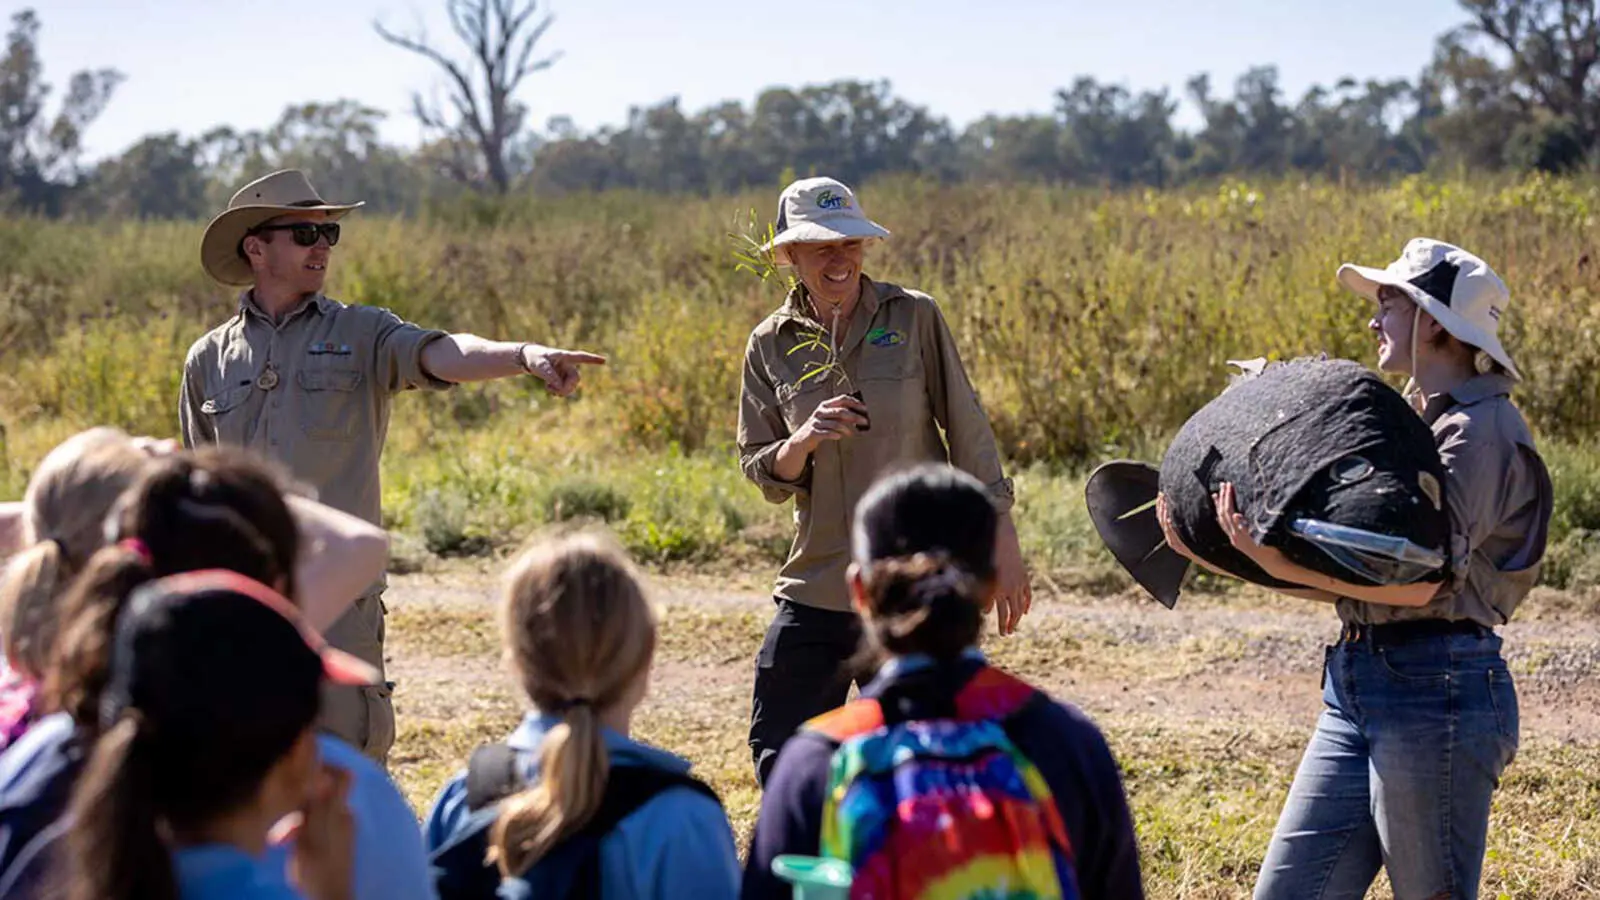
left=1161, top=239, right=1553, bottom=900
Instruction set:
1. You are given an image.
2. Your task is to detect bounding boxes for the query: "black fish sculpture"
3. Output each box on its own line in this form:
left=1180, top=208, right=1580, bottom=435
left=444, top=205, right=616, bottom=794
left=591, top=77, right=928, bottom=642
left=1086, top=357, right=1450, bottom=608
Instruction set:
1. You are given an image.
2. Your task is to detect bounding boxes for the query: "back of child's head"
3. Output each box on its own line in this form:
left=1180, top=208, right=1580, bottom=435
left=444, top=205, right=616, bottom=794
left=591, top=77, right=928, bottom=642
left=65, top=571, right=327, bottom=900
left=491, top=529, right=657, bottom=877
left=851, top=464, right=999, bottom=661
left=45, top=446, right=301, bottom=730
left=0, top=429, right=150, bottom=680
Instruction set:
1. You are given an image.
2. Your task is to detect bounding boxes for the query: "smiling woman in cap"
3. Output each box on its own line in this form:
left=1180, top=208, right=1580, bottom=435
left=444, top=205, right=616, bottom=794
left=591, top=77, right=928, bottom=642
left=737, top=176, right=1029, bottom=788
left=1161, top=238, right=1552, bottom=900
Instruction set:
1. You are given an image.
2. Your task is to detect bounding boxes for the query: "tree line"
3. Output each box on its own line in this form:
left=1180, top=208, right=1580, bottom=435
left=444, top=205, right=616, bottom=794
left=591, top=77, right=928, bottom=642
left=4, top=0, right=1600, bottom=217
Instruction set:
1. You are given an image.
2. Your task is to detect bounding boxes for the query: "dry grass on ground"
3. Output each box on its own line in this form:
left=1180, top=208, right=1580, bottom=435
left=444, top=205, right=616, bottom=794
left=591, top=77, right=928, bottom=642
left=383, top=572, right=1600, bottom=899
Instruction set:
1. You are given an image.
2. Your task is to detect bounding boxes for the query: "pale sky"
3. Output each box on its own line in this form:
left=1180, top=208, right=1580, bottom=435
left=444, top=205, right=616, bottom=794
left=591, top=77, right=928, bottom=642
left=33, top=0, right=1471, bottom=162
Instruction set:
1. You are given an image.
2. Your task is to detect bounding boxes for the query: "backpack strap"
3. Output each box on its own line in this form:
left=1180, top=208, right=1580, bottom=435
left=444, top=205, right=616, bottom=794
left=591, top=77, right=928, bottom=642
left=805, top=664, right=1042, bottom=741
left=951, top=665, right=1043, bottom=723
left=803, top=697, right=886, bottom=744
left=464, top=742, right=522, bottom=811
left=498, top=765, right=722, bottom=900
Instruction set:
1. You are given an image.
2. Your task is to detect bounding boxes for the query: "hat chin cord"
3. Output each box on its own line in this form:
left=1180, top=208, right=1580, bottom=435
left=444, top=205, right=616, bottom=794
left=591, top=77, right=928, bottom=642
left=1402, top=307, right=1424, bottom=412
left=1403, top=307, right=1495, bottom=408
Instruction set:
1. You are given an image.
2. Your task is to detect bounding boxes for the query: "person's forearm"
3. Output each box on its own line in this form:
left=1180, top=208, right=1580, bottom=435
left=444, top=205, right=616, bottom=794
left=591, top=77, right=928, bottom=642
left=1280, top=587, right=1341, bottom=603
left=770, top=435, right=815, bottom=483
left=419, top=333, right=526, bottom=384
left=288, top=496, right=391, bottom=630
left=1259, top=550, right=1437, bottom=608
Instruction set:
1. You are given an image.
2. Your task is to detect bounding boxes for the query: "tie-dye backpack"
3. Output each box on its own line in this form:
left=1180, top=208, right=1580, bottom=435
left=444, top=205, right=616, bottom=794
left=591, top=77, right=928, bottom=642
left=800, top=664, right=1080, bottom=900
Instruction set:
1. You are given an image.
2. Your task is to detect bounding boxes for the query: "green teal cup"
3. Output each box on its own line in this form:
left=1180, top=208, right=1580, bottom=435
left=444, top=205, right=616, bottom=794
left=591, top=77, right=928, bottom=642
left=771, top=854, right=853, bottom=899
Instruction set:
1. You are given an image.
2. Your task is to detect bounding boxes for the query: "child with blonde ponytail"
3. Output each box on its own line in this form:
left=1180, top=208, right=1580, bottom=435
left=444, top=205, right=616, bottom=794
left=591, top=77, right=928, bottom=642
left=424, top=530, right=739, bottom=900
left=0, top=429, right=150, bottom=750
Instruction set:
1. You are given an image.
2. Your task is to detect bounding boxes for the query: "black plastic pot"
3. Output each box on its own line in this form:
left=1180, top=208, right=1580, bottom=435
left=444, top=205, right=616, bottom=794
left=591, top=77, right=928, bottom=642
left=848, top=389, right=871, bottom=433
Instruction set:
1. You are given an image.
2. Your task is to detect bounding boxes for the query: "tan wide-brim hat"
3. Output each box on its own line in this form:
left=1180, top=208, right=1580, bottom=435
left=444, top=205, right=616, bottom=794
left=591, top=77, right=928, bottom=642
left=1336, top=237, right=1520, bottom=380
left=761, top=176, right=890, bottom=266
left=200, top=169, right=364, bottom=286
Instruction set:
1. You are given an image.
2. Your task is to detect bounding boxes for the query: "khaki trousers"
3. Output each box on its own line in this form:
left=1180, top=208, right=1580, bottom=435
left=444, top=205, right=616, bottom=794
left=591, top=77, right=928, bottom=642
left=316, top=591, right=395, bottom=766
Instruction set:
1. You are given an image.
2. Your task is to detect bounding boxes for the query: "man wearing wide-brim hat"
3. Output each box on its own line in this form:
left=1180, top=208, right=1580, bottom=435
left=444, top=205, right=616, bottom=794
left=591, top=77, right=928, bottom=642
left=182, top=169, right=606, bottom=764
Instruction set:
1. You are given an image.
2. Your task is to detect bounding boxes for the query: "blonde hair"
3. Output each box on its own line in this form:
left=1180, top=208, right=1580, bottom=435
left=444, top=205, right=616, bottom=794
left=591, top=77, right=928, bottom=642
left=0, top=429, right=150, bottom=678
left=490, top=529, right=657, bottom=877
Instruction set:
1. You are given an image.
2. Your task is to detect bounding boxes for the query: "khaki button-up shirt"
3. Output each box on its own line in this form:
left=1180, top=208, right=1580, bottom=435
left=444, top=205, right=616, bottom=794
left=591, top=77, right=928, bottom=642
left=738, top=277, right=1013, bottom=612
left=179, top=292, right=451, bottom=539
left=1339, top=374, right=1553, bottom=627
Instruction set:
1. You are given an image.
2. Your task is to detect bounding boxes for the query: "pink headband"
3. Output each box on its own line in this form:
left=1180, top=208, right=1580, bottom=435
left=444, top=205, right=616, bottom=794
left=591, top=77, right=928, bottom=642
left=118, top=538, right=153, bottom=565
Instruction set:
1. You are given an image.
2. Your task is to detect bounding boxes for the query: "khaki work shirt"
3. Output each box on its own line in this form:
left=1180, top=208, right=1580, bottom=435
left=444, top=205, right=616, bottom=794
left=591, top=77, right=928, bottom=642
left=179, top=291, right=451, bottom=536
left=1338, top=374, right=1553, bottom=627
left=738, top=277, right=1013, bottom=612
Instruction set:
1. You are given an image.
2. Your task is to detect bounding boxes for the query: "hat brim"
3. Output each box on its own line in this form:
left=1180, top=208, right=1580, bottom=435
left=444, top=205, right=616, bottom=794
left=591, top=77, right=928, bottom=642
left=200, top=202, right=363, bottom=287
left=148, top=569, right=383, bottom=686
left=320, top=646, right=383, bottom=686
left=1336, top=263, right=1521, bottom=380
left=762, top=218, right=891, bottom=266
left=1084, top=461, right=1191, bottom=609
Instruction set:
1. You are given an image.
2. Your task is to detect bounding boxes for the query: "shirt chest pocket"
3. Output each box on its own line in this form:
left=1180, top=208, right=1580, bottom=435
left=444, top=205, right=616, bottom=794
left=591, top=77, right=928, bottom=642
left=296, top=368, right=365, bottom=442
left=200, top=384, right=256, bottom=445
left=856, top=339, right=920, bottom=384
left=853, top=340, right=923, bottom=428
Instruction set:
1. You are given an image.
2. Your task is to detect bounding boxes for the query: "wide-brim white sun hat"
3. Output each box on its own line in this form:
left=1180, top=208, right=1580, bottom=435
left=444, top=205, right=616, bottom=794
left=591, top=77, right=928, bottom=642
left=761, top=176, right=890, bottom=266
left=1336, top=237, right=1520, bottom=380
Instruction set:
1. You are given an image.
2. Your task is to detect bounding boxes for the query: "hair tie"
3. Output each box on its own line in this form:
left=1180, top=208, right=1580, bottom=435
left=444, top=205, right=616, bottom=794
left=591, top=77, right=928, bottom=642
left=552, top=697, right=593, bottom=714
left=118, top=538, right=153, bottom=565
left=909, top=566, right=970, bottom=607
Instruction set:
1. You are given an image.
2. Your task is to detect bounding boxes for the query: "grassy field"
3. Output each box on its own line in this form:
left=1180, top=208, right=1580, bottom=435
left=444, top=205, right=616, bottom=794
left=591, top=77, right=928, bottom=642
left=4, top=175, right=1600, bottom=590
left=4, top=175, right=1600, bottom=896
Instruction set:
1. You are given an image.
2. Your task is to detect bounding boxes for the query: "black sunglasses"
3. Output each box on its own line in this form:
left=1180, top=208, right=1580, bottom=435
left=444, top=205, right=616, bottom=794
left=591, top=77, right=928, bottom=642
left=249, top=222, right=341, bottom=248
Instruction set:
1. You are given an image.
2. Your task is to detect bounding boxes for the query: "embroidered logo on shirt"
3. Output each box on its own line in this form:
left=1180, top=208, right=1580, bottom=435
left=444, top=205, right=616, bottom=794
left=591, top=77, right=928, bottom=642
left=867, top=328, right=904, bottom=347
left=308, top=342, right=353, bottom=356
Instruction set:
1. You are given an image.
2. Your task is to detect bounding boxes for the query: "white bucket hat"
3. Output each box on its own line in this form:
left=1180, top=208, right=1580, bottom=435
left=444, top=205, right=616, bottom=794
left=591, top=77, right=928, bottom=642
left=1336, top=238, right=1520, bottom=380
left=761, top=176, right=890, bottom=266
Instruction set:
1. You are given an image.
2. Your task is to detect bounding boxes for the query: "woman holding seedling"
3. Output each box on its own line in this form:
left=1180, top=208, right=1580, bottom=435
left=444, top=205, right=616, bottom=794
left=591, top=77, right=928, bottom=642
left=736, top=176, right=1029, bottom=788
left=1161, top=239, right=1553, bottom=900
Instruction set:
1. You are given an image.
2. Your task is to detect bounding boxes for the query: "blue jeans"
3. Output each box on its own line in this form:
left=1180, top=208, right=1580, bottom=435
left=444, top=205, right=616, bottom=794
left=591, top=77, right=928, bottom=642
left=1254, top=629, right=1520, bottom=900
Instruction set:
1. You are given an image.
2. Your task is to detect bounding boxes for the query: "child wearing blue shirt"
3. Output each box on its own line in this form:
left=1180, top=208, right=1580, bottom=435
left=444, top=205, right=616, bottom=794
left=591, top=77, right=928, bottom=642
left=0, top=447, right=422, bottom=900
left=423, top=530, right=740, bottom=900
left=63, top=570, right=374, bottom=900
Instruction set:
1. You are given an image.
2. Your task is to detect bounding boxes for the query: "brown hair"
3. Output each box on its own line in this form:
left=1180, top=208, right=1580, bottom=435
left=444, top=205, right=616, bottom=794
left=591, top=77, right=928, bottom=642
left=859, top=552, right=985, bottom=661
left=851, top=465, right=997, bottom=663
left=489, top=530, right=657, bottom=877
left=0, top=429, right=150, bottom=680
left=44, top=447, right=300, bottom=732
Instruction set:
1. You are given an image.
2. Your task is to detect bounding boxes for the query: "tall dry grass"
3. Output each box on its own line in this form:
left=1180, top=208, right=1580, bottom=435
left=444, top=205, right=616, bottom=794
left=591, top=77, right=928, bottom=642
left=3, top=174, right=1599, bottom=583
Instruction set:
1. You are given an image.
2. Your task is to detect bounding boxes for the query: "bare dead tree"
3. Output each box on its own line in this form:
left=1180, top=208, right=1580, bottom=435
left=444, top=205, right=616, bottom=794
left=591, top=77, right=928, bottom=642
left=374, top=0, right=560, bottom=193
left=1455, top=0, right=1600, bottom=138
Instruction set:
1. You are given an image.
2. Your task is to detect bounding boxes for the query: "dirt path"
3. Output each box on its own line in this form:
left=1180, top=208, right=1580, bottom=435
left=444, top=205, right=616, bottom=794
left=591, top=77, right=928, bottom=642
left=384, top=571, right=1600, bottom=746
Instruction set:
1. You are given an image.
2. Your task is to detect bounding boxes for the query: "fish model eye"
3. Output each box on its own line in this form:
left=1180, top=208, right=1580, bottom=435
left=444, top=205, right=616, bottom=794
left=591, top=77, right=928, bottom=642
left=1329, top=456, right=1375, bottom=485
